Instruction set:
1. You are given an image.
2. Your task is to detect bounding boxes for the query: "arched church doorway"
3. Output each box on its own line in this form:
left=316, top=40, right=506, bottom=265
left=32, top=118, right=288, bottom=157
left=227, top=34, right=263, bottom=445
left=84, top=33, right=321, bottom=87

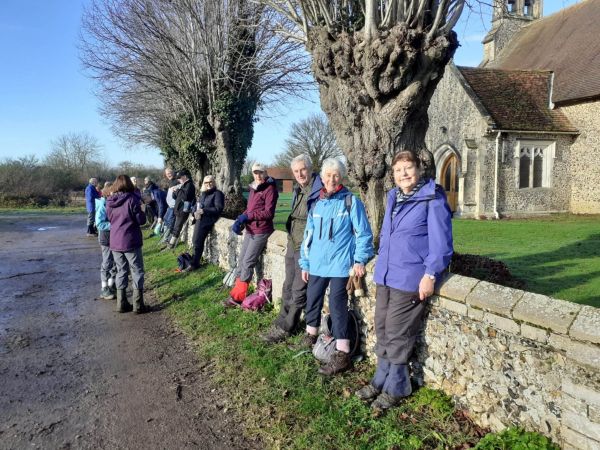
left=441, top=153, right=459, bottom=212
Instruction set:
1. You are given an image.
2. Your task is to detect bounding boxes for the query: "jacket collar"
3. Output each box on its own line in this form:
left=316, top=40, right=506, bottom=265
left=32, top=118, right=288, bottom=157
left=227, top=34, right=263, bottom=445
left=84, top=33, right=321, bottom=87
left=390, top=178, right=436, bottom=203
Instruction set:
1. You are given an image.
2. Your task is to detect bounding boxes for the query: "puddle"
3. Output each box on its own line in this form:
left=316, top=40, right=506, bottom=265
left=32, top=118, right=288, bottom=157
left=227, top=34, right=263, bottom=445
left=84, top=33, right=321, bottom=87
left=36, top=227, right=58, bottom=231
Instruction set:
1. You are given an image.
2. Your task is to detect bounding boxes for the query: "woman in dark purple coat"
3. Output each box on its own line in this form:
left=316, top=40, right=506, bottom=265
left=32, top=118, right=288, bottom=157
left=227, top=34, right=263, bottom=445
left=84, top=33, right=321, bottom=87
left=106, top=175, right=147, bottom=313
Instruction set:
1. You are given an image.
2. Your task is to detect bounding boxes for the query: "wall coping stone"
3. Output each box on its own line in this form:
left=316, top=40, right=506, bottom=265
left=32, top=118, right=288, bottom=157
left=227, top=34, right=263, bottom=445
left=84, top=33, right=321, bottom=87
left=563, top=378, right=600, bottom=407
left=436, top=273, right=480, bottom=302
left=570, top=306, right=600, bottom=344
left=465, top=280, right=525, bottom=316
left=513, top=292, right=581, bottom=335
left=549, top=334, right=600, bottom=370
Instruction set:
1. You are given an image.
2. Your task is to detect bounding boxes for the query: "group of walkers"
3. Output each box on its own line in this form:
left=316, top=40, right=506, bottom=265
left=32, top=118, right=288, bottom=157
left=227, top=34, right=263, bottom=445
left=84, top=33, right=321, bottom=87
left=84, top=148, right=453, bottom=411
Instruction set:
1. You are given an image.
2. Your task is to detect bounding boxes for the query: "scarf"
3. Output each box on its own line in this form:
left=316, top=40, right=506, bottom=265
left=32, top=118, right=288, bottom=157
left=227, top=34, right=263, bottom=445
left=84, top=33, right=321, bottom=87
left=392, top=179, right=427, bottom=219
left=319, top=184, right=344, bottom=199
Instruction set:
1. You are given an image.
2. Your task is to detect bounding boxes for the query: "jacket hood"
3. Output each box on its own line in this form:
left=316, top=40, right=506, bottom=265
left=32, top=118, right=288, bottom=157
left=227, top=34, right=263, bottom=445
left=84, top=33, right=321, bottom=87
left=107, top=191, right=137, bottom=208
left=249, top=176, right=276, bottom=192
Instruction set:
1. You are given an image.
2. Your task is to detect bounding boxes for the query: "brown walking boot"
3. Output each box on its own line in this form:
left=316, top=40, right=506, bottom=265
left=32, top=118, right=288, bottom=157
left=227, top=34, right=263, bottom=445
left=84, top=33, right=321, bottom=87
left=318, top=350, right=352, bottom=376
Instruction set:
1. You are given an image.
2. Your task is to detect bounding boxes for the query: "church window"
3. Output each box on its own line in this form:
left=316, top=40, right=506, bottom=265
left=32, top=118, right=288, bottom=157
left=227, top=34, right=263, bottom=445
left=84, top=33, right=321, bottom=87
left=516, top=141, right=555, bottom=189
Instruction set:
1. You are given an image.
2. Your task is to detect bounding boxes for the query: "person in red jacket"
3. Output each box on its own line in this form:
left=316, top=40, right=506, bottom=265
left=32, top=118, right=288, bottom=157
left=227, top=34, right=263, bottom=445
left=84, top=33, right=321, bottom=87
left=224, top=163, right=279, bottom=307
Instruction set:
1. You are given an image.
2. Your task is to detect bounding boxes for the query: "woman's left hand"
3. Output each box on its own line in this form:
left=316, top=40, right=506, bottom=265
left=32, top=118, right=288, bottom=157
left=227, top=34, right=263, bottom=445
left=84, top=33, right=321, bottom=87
left=418, top=275, right=435, bottom=301
left=353, top=263, right=365, bottom=278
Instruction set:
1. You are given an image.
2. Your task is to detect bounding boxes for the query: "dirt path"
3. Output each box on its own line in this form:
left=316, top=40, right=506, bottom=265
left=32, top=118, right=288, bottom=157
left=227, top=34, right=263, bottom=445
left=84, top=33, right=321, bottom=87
left=0, top=214, right=257, bottom=450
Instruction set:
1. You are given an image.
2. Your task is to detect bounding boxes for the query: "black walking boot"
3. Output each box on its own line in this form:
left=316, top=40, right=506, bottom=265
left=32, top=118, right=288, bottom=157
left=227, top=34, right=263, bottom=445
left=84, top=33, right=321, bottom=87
left=116, top=289, right=133, bottom=313
left=133, top=289, right=148, bottom=314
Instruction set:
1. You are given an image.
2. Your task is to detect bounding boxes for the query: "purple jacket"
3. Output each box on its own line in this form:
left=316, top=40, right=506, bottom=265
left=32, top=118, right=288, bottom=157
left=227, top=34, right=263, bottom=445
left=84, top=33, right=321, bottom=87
left=373, top=179, right=453, bottom=292
left=244, top=177, right=279, bottom=235
left=106, top=192, right=147, bottom=252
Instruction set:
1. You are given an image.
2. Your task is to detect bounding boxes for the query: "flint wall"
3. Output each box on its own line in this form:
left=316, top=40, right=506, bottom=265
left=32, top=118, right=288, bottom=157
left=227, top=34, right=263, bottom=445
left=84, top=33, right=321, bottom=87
left=190, top=219, right=600, bottom=449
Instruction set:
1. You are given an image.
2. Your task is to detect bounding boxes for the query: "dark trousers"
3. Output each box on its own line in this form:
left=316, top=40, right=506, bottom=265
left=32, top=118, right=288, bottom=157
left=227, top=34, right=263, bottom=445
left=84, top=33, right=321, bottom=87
left=191, top=222, right=213, bottom=266
left=274, top=243, right=307, bottom=333
left=172, top=212, right=189, bottom=238
left=87, top=211, right=96, bottom=234
left=374, top=285, right=426, bottom=364
left=235, top=232, right=271, bottom=282
left=305, top=275, right=349, bottom=339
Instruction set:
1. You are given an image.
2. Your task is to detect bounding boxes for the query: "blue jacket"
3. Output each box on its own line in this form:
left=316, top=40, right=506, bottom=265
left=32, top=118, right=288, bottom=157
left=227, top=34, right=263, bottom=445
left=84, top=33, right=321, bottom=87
left=95, top=198, right=110, bottom=231
left=85, top=184, right=100, bottom=212
left=373, top=179, right=453, bottom=292
left=149, top=185, right=167, bottom=219
left=299, top=187, right=374, bottom=278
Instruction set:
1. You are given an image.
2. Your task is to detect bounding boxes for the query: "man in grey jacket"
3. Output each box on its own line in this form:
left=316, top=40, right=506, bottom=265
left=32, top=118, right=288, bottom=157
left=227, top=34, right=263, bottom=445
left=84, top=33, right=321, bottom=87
left=260, top=154, right=323, bottom=344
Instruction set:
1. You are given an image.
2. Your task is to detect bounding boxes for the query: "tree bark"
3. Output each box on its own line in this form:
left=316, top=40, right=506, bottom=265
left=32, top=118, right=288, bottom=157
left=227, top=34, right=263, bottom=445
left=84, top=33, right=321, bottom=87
left=307, top=25, right=458, bottom=241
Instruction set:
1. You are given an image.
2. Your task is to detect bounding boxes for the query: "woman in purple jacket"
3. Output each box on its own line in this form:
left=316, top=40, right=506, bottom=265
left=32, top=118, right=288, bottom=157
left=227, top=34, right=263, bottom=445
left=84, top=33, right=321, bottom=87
left=355, top=150, right=453, bottom=410
left=224, top=163, right=279, bottom=306
left=106, top=175, right=148, bottom=313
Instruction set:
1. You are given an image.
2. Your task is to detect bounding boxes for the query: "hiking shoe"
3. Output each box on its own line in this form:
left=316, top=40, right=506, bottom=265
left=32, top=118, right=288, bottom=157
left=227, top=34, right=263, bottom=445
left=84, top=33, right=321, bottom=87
left=260, top=325, right=291, bottom=345
left=182, top=264, right=198, bottom=273
left=100, top=286, right=115, bottom=300
left=223, top=297, right=241, bottom=308
left=355, top=384, right=381, bottom=402
left=318, top=350, right=352, bottom=376
left=297, top=333, right=318, bottom=350
left=371, top=392, right=403, bottom=410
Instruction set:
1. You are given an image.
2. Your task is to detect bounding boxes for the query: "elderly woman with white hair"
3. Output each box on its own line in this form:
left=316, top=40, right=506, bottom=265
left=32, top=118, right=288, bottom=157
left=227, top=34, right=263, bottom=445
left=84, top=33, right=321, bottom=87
left=185, top=175, right=225, bottom=271
left=299, top=158, right=374, bottom=376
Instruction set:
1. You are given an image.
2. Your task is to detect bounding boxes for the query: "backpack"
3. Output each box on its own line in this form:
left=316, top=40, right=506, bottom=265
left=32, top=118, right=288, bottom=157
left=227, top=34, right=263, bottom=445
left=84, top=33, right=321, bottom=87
left=312, top=309, right=361, bottom=363
left=177, top=252, right=193, bottom=271
left=241, top=279, right=272, bottom=311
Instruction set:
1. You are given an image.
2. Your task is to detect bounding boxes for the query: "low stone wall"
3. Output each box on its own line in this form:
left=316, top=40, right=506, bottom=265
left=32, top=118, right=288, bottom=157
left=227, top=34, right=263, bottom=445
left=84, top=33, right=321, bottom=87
left=190, top=219, right=600, bottom=449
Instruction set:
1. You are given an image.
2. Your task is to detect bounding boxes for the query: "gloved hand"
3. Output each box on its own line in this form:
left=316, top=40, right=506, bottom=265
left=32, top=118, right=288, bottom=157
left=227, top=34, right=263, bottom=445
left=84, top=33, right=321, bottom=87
left=232, top=220, right=244, bottom=235
left=236, top=214, right=249, bottom=224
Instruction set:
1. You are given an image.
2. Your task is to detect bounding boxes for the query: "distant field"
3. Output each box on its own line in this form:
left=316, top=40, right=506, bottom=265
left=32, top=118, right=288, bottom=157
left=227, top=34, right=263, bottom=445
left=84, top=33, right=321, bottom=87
left=0, top=207, right=85, bottom=215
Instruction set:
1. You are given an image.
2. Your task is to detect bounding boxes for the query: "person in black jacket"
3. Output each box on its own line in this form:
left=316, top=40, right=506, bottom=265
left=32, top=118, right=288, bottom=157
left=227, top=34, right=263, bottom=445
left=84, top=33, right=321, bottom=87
left=184, top=175, right=225, bottom=271
left=162, top=169, right=196, bottom=250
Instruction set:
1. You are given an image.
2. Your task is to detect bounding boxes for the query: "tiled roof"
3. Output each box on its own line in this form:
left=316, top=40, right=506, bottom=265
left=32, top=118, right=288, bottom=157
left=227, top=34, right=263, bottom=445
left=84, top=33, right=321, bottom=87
left=457, top=66, right=578, bottom=133
left=489, top=0, right=600, bottom=104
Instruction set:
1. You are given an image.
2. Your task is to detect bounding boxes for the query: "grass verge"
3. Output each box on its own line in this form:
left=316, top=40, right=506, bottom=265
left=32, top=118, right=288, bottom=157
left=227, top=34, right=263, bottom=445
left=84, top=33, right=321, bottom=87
left=144, top=237, right=559, bottom=449
left=0, top=206, right=86, bottom=215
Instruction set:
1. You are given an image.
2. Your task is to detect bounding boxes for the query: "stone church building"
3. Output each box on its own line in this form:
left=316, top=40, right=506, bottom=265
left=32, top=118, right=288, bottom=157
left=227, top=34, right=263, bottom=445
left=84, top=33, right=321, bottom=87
left=427, top=0, right=600, bottom=218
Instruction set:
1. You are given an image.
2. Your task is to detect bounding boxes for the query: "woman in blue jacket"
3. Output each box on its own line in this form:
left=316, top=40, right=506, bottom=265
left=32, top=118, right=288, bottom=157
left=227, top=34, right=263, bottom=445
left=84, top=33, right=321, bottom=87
left=299, top=158, right=374, bottom=376
left=95, top=182, right=116, bottom=300
left=355, top=150, right=453, bottom=410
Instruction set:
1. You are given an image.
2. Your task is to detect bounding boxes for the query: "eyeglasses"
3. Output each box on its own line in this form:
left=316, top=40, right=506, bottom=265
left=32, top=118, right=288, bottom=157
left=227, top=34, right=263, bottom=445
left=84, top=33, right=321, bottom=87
left=252, top=170, right=264, bottom=175
left=203, top=181, right=213, bottom=185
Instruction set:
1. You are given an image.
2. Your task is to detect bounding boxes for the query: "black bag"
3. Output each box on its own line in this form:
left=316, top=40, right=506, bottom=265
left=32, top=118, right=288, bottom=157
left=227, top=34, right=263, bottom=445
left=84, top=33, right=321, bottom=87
left=312, top=310, right=361, bottom=363
left=177, top=252, right=193, bottom=271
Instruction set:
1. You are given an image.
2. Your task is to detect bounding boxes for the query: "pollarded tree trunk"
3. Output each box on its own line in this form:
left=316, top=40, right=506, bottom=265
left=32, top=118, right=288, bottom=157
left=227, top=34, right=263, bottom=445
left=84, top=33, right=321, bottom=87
left=308, top=25, right=458, bottom=239
left=209, top=118, right=248, bottom=219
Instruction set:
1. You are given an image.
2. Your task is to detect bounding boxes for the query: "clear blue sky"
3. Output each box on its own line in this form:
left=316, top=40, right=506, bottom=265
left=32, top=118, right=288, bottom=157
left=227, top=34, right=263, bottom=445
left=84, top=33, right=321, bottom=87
left=0, top=1, right=578, bottom=169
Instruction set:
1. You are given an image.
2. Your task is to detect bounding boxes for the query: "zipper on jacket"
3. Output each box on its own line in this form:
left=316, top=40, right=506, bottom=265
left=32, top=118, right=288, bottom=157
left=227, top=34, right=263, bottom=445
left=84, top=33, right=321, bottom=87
left=329, top=218, right=333, bottom=241
left=319, top=217, right=323, bottom=239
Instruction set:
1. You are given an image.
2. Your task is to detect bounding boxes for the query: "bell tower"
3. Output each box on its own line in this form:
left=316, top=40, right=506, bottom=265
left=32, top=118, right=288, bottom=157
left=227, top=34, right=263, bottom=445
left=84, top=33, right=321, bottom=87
left=482, top=0, right=543, bottom=66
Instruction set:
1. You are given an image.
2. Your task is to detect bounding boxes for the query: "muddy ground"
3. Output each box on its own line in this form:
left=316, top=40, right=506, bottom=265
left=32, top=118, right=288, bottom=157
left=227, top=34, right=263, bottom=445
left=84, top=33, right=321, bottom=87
left=0, top=214, right=257, bottom=450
